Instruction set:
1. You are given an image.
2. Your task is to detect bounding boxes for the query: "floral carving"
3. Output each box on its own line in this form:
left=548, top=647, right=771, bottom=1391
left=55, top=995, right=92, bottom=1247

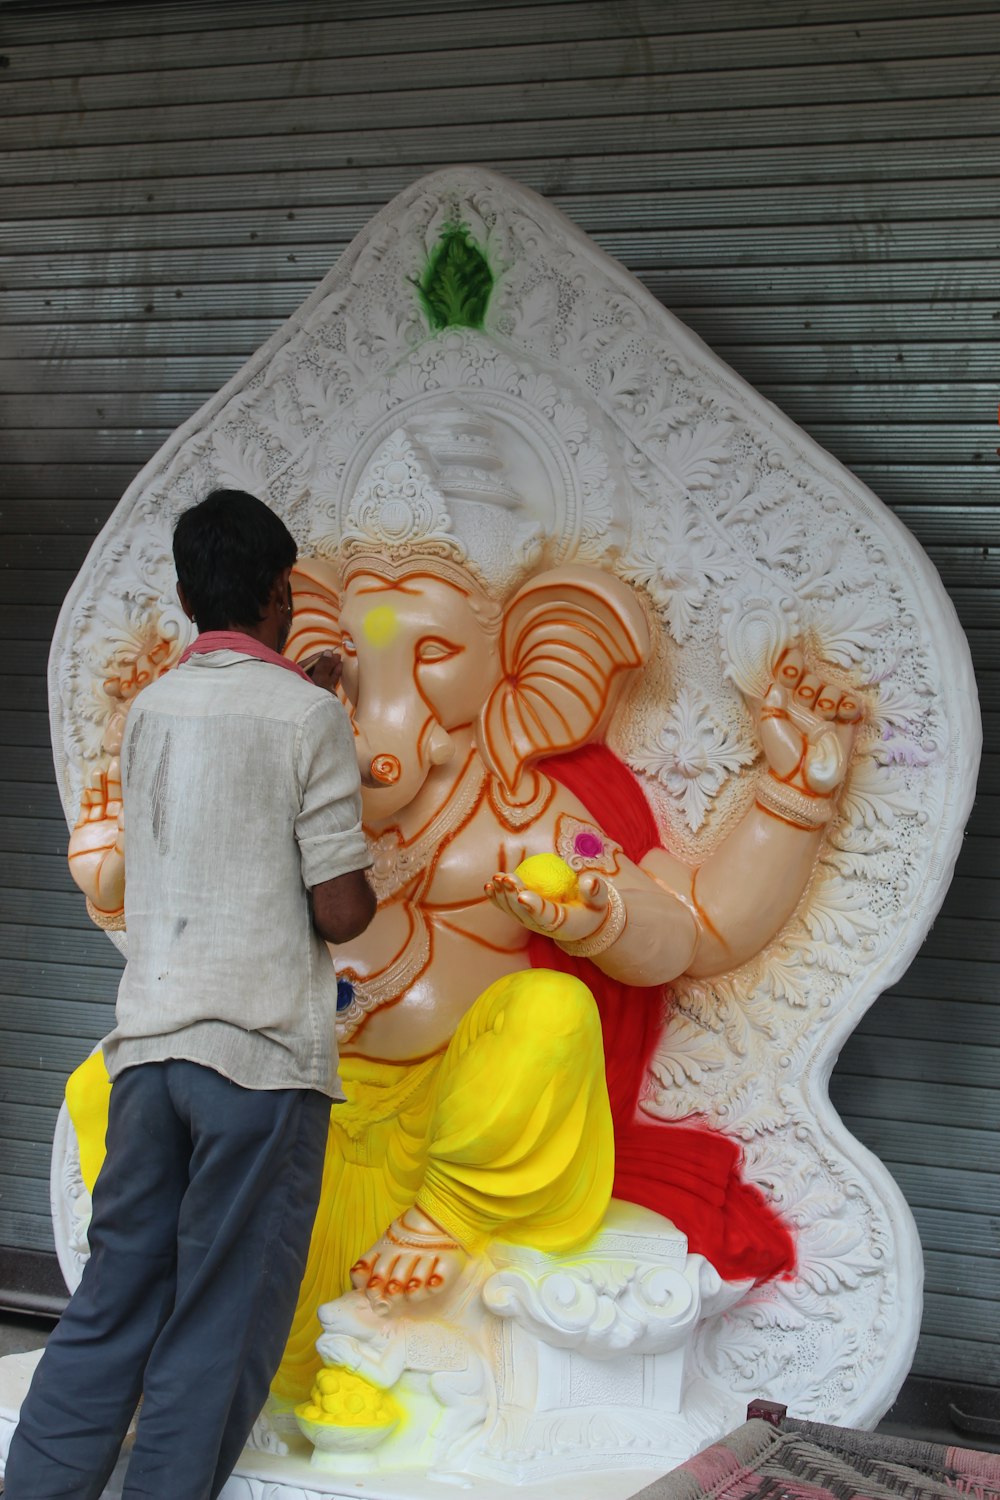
left=623, top=501, right=738, bottom=643
left=633, top=685, right=757, bottom=832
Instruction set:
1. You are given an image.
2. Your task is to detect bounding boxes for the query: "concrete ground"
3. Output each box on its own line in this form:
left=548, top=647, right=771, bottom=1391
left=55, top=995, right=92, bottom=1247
left=0, top=1312, right=51, bottom=1361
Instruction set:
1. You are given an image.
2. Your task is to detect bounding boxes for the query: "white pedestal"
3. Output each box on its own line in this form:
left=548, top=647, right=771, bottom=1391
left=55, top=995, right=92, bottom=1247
left=0, top=1347, right=670, bottom=1500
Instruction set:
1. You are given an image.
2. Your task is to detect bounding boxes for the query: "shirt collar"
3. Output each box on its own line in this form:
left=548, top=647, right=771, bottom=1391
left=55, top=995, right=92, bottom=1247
left=177, top=630, right=312, bottom=683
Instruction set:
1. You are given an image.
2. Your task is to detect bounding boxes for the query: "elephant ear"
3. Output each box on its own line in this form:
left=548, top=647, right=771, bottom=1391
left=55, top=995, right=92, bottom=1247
left=479, top=565, right=651, bottom=795
left=287, top=557, right=343, bottom=663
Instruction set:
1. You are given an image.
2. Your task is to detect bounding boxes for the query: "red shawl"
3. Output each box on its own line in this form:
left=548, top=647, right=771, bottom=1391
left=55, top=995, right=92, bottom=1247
left=529, top=745, right=795, bottom=1283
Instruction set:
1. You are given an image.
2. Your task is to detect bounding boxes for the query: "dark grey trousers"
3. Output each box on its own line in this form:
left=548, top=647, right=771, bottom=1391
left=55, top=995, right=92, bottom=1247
left=2, top=1059, right=330, bottom=1500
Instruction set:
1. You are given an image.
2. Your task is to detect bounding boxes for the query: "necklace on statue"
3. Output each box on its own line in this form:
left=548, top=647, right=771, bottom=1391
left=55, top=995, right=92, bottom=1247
left=366, top=754, right=487, bottom=901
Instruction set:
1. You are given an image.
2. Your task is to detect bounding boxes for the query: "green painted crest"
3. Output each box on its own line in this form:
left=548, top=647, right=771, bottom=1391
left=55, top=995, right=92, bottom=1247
left=416, top=224, right=494, bottom=331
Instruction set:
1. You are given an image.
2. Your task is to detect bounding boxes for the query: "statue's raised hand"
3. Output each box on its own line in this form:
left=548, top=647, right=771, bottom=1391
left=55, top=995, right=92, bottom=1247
left=752, top=648, right=862, bottom=830
left=68, top=757, right=125, bottom=919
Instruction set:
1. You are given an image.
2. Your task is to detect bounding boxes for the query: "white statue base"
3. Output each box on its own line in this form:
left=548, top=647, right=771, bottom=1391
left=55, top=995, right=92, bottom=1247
left=0, top=1205, right=750, bottom=1497
left=0, top=1356, right=665, bottom=1500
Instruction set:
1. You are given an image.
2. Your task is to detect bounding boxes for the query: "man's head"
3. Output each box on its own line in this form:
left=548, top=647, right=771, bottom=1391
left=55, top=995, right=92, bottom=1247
left=173, top=489, right=297, bottom=640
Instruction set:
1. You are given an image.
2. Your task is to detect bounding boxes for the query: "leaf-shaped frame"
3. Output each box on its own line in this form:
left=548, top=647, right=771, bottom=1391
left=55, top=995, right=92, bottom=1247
left=48, top=169, right=980, bottom=1429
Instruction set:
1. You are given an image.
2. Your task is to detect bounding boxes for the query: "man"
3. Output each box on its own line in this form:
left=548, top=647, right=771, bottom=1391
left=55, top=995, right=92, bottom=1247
left=3, top=489, right=375, bottom=1500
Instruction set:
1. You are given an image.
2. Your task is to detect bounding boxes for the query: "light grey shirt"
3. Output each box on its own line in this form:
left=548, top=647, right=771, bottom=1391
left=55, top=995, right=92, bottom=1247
left=103, top=649, right=370, bottom=1099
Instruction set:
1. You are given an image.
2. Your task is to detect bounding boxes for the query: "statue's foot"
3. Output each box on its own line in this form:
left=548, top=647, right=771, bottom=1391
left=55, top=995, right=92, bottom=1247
left=350, top=1206, right=469, bottom=1315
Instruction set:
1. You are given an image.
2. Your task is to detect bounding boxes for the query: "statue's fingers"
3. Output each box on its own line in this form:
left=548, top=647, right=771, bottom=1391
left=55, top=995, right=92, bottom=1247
left=516, top=889, right=546, bottom=925
left=758, top=683, right=789, bottom=721
left=773, top=646, right=806, bottom=692
left=814, top=684, right=840, bottom=722
left=381, top=1255, right=404, bottom=1296
left=485, top=874, right=516, bottom=907
left=793, top=671, right=823, bottom=712
left=836, top=691, right=864, bottom=725
left=400, top=1256, right=422, bottom=1296
left=577, top=872, right=609, bottom=911
left=403, top=1273, right=435, bottom=1305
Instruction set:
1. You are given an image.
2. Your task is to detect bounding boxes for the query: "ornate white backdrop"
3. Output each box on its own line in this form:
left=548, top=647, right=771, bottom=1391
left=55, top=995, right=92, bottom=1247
left=42, top=169, right=980, bottom=1478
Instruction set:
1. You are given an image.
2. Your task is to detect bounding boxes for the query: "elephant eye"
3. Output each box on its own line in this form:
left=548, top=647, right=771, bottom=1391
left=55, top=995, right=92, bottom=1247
left=417, top=637, right=461, bottom=663
left=341, top=635, right=357, bottom=657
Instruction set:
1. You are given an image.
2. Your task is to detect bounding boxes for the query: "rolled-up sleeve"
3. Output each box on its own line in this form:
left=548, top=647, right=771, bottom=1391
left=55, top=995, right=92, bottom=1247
left=294, top=695, right=371, bottom=888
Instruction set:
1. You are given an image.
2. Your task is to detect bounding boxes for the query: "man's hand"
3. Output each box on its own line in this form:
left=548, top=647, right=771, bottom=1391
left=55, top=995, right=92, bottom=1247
left=304, top=649, right=343, bottom=695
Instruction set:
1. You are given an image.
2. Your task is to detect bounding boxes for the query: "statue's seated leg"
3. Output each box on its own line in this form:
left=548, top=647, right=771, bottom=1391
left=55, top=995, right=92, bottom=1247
left=416, top=966, right=613, bottom=1257
left=278, top=967, right=614, bottom=1401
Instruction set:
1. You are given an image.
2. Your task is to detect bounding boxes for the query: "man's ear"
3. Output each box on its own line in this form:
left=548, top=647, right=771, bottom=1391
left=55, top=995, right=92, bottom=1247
left=271, top=565, right=294, bottom=605
left=176, top=581, right=195, bottom=623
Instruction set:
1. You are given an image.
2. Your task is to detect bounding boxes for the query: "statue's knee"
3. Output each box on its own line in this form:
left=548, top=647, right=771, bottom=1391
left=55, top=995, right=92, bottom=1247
left=489, top=969, right=599, bottom=1045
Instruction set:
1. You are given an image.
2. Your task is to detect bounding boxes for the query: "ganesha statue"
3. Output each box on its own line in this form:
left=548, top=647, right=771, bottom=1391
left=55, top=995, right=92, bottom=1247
left=33, top=168, right=979, bottom=1492
left=272, top=415, right=858, bottom=1378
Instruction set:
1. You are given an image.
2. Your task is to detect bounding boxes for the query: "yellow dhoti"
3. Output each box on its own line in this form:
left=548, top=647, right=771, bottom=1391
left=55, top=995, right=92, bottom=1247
left=65, top=969, right=614, bottom=1406
left=276, top=968, right=613, bottom=1399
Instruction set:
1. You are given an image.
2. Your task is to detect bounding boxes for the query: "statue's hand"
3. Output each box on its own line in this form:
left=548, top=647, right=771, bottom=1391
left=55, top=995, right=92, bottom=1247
left=756, top=647, right=863, bottom=797
left=485, top=870, right=611, bottom=943
left=68, top=757, right=125, bottom=915
left=350, top=1207, right=468, bottom=1317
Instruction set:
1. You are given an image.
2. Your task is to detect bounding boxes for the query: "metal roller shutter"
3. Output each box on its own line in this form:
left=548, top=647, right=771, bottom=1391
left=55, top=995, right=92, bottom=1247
left=0, top=0, right=995, bottom=1416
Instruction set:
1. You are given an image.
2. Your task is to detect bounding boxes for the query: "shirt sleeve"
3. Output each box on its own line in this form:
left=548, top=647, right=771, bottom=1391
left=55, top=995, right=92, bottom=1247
left=294, top=694, right=371, bottom=888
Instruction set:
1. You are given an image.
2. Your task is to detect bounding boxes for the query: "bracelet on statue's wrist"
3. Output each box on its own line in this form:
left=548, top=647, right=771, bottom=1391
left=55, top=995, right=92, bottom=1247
left=559, top=881, right=627, bottom=958
left=756, top=774, right=835, bottom=831
left=86, top=898, right=126, bottom=931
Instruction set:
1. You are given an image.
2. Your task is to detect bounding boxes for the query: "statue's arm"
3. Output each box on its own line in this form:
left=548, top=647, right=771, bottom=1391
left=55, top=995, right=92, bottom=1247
left=642, top=649, right=862, bottom=977
left=574, top=861, right=700, bottom=985
left=642, top=813, right=825, bottom=978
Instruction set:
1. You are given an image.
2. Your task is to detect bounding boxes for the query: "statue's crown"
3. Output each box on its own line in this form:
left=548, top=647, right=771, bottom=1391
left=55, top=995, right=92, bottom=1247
left=338, top=409, right=545, bottom=597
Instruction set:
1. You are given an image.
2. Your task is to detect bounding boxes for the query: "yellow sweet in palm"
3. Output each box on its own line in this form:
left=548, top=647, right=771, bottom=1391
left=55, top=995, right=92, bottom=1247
left=296, top=1366, right=400, bottom=1428
left=514, top=853, right=579, bottom=903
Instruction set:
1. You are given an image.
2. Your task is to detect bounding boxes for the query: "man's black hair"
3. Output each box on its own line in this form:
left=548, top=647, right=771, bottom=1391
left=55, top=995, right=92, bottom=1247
left=173, top=489, right=297, bottom=632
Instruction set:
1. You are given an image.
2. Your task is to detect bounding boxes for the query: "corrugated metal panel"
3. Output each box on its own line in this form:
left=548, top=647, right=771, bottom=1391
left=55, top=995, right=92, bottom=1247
left=0, top=0, right=995, bottom=1408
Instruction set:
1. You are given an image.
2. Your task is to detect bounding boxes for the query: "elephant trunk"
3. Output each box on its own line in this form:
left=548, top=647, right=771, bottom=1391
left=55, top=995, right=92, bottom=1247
left=353, top=717, right=457, bottom=817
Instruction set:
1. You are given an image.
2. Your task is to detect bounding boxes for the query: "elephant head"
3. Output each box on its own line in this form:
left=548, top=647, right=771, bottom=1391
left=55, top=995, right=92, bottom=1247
left=287, top=556, right=651, bottom=821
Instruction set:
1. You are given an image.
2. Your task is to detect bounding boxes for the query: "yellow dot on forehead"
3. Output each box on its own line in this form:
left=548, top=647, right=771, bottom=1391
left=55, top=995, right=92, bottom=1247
left=362, top=604, right=399, bottom=647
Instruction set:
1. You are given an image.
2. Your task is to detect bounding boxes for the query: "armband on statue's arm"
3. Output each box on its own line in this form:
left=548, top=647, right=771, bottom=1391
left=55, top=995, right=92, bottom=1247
left=755, top=774, right=836, bottom=832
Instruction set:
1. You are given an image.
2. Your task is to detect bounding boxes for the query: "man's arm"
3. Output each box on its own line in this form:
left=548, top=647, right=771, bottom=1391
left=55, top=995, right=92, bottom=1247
left=311, top=869, right=376, bottom=945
